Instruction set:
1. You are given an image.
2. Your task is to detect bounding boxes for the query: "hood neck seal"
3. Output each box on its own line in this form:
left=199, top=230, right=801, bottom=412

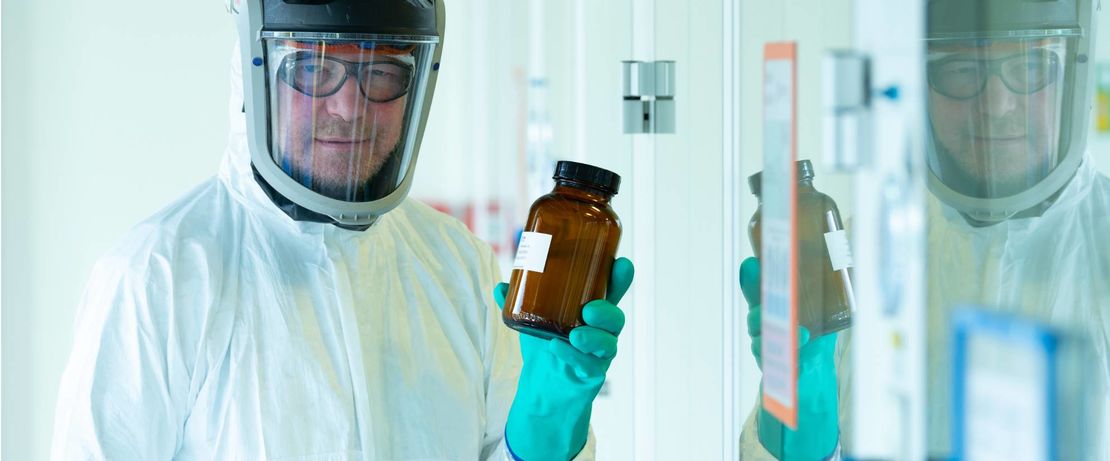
left=250, top=163, right=374, bottom=232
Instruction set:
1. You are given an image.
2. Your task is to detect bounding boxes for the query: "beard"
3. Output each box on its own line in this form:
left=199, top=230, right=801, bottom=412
left=278, top=115, right=403, bottom=202
left=931, top=131, right=1058, bottom=198
left=929, top=110, right=1061, bottom=198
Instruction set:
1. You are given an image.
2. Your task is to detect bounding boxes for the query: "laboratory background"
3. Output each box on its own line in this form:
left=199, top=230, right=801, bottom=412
left=4, top=0, right=1109, bottom=459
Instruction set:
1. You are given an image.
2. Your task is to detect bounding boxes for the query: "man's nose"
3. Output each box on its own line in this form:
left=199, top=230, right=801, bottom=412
left=979, top=73, right=1020, bottom=115
left=322, top=78, right=364, bottom=121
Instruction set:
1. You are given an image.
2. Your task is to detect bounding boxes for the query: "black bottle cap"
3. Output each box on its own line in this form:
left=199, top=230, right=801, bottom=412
left=747, top=159, right=815, bottom=196
left=553, top=161, right=621, bottom=195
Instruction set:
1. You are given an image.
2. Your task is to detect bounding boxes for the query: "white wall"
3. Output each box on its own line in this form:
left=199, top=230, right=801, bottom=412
left=410, top=0, right=530, bottom=271
left=2, top=2, right=236, bottom=459
left=646, top=0, right=734, bottom=457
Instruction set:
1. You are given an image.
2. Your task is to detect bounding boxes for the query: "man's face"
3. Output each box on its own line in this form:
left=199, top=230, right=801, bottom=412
left=274, top=48, right=409, bottom=200
left=927, top=39, right=1065, bottom=197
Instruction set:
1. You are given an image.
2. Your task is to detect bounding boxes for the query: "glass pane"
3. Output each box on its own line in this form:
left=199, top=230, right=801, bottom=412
left=734, top=1, right=859, bottom=460
left=924, top=1, right=1107, bottom=458
left=739, top=1, right=1108, bottom=459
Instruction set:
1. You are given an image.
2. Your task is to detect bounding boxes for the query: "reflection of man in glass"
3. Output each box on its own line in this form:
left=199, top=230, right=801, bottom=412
left=739, top=0, right=1110, bottom=459
left=928, top=39, right=1066, bottom=202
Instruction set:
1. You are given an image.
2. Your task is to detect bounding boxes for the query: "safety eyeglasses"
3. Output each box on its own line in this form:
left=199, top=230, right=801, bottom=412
left=927, top=48, right=1061, bottom=100
left=277, top=51, right=414, bottom=103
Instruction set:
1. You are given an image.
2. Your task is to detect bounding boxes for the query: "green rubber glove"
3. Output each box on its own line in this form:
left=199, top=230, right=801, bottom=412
left=740, top=257, right=839, bottom=461
left=495, top=257, right=634, bottom=461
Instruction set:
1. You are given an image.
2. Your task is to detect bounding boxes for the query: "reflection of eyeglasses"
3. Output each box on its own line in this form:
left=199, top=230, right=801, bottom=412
left=277, top=52, right=414, bottom=102
left=927, top=49, right=1061, bottom=100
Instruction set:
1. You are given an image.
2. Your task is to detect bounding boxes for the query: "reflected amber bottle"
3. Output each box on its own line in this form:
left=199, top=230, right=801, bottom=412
left=748, top=159, right=853, bottom=337
left=503, top=161, right=622, bottom=340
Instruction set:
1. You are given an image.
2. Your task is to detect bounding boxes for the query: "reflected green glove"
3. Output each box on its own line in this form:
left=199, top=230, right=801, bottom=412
left=494, top=257, right=634, bottom=461
left=740, top=257, right=839, bottom=461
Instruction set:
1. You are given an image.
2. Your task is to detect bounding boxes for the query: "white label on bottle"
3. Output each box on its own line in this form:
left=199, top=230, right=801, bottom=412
left=824, top=229, right=853, bottom=271
left=513, top=232, right=552, bottom=273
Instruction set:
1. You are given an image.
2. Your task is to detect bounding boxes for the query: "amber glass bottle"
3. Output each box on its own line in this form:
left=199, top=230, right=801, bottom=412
left=748, top=159, right=853, bottom=337
left=502, top=161, right=622, bottom=340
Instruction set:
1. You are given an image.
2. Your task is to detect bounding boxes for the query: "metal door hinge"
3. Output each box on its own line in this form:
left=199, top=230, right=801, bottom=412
left=823, top=51, right=871, bottom=171
left=622, top=60, right=676, bottom=134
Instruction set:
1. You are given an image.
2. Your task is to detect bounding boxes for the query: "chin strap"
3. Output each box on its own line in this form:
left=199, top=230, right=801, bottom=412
left=250, top=163, right=375, bottom=231
left=960, top=175, right=1073, bottom=227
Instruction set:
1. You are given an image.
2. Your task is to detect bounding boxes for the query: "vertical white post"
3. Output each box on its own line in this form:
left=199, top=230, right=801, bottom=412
left=528, top=0, right=544, bottom=80
left=721, top=0, right=742, bottom=458
left=573, top=0, right=587, bottom=162
left=850, top=0, right=927, bottom=459
left=630, top=0, right=656, bottom=459
left=471, top=0, right=491, bottom=243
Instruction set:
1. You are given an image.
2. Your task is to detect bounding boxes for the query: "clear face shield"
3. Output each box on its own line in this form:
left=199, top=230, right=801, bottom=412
left=264, top=38, right=436, bottom=203
left=926, top=37, right=1074, bottom=202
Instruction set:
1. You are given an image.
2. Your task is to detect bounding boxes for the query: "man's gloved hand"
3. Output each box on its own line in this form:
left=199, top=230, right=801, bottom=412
left=494, top=257, right=634, bottom=461
left=740, top=257, right=839, bottom=461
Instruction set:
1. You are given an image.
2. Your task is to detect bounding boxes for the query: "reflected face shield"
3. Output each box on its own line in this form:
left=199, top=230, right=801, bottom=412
left=926, top=37, right=1071, bottom=200
left=265, top=39, right=436, bottom=202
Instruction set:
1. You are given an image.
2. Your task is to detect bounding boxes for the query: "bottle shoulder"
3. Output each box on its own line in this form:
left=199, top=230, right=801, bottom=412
left=797, top=188, right=841, bottom=213
left=529, top=193, right=620, bottom=224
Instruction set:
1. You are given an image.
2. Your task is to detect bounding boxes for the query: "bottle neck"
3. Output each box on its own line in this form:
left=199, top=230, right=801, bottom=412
left=752, top=178, right=816, bottom=202
left=554, top=180, right=614, bottom=203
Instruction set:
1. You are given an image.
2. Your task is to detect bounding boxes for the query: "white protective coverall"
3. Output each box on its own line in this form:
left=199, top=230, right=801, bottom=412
left=49, top=48, right=598, bottom=460
left=739, top=156, right=1110, bottom=460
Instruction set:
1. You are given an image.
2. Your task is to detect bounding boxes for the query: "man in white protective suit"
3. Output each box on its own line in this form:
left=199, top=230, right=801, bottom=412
left=49, top=1, right=634, bottom=460
left=738, top=0, right=1110, bottom=459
